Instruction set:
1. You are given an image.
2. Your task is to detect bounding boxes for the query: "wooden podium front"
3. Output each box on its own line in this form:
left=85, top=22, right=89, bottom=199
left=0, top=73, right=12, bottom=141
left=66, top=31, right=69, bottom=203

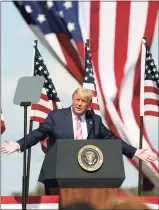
left=59, top=188, right=118, bottom=209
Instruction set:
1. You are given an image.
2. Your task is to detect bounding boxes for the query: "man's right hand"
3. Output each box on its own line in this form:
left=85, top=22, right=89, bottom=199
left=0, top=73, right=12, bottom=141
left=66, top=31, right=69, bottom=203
left=0, top=140, right=20, bottom=155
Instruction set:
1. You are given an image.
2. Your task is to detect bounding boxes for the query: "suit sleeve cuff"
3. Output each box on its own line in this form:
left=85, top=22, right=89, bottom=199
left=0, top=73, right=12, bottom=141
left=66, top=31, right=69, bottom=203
left=15, top=142, right=21, bottom=153
left=132, top=149, right=139, bottom=159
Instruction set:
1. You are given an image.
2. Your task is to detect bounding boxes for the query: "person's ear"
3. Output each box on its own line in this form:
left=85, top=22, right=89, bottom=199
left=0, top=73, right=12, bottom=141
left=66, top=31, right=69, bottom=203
left=88, top=99, right=92, bottom=107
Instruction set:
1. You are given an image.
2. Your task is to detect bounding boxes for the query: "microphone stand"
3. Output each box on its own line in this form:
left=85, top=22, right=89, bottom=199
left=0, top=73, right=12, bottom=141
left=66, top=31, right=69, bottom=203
left=20, top=102, right=31, bottom=210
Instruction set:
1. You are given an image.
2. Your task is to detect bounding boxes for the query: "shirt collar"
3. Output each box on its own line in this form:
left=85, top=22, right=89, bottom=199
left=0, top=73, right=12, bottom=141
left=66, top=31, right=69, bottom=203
left=71, top=107, right=86, bottom=121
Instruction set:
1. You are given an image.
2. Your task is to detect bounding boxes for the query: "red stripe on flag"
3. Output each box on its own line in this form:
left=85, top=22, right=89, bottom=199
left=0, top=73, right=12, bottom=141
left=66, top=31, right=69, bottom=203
left=114, top=1, right=130, bottom=99
left=30, top=116, right=45, bottom=123
left=144, top=86, right=159, bottom=94
left=76, top=41, right=85, bottom=61
left=31, top=104, right=51, bottom=114
left=40, top=93, right=49, bottom=101
left=91, top=103, right=100, bottom=110
left=91, top=90, right=97, bottom=97
left=144, top=99, right=159, bottom=106
left=52, top=101, right=57, bottom=110
left=144, top=111, right=159, bottom=117
left=56, top=34, right=84, bottom=84
left=143, top=2, right=159, bottom=47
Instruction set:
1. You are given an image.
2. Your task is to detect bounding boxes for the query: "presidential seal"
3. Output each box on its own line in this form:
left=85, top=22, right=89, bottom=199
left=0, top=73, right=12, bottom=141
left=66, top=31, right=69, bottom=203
left=78, top=145, right=103, bottom=172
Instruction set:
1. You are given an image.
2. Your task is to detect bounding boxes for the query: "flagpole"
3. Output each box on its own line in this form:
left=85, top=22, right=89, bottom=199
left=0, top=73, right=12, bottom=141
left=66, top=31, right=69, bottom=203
left=26, top=40, right=38, bottom=198
left=138, top=37, right=146, bottom=196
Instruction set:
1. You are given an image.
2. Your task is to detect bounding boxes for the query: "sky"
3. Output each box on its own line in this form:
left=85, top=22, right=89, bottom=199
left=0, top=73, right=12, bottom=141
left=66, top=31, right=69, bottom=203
left=1, top=2, right=158, bottom=195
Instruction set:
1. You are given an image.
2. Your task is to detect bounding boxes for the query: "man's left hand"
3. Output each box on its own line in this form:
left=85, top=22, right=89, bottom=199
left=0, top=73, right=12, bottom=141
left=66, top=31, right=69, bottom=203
left=135, top=148, right=157, bottom=162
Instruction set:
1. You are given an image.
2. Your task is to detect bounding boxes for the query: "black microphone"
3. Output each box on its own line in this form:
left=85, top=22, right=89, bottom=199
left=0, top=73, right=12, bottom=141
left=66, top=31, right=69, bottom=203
left=86, top=109, right=95, bottom=139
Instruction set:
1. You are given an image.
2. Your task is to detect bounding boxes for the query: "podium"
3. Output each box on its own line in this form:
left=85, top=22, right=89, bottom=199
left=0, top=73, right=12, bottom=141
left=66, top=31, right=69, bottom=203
left=39, top=140, right=125, bottom=209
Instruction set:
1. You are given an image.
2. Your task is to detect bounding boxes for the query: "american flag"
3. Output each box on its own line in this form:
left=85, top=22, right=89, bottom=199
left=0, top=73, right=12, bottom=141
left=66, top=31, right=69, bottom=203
left=1, top=110, right=6, bottom=134
left=83, top=40, right=100, bottom=116
left=144, top=42, right=159, bottom=117
left=14, top=1, right=159, bottom=191
left=30, top=41, right=63, bottom=153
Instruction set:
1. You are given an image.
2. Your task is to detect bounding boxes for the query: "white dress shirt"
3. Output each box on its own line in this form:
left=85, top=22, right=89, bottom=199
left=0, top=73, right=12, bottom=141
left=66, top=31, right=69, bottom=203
left=71, top=108, right=88, bottom=140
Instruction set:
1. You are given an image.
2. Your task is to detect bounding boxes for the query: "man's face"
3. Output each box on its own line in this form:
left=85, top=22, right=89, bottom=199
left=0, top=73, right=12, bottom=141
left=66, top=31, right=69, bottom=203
left=72, top=92, right=90, bottom=116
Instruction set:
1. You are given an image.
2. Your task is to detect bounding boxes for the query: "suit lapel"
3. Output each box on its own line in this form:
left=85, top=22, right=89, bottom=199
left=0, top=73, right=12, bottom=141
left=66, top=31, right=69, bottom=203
left=86, top=117, right=93, bottom=139
left=65, top=107, right=74, bottom=139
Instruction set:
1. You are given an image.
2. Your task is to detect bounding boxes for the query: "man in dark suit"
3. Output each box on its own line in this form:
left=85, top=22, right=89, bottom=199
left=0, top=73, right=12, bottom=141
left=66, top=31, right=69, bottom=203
left=1, top=87, right=156, bottom=161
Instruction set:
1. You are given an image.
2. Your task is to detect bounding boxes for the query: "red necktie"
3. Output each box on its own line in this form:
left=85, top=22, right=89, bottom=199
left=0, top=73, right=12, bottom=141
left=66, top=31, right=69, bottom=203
left=75, top=116, right=83, bottom=140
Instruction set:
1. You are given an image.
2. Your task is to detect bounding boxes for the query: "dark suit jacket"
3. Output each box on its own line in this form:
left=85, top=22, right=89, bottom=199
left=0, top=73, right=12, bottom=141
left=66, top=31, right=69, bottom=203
left=17, top=107, right=137, bottom=159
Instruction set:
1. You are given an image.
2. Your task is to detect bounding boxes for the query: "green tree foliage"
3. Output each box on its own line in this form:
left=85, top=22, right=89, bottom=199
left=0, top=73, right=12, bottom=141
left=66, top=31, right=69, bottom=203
left=12, top=183, right=45, bottom=196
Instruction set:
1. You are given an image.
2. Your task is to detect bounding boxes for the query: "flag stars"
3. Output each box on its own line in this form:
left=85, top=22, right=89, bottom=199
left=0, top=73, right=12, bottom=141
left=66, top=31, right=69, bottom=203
left=38, top=66, right=43, bottom=71
left=38, top=56, right=43, bottom=60
left=46, top=1, right=54, bottom=9
left=67, top=22, right=75, bottom=32
left=58, top=11, right=64, bottom=18
left=153, top=67, right=156, bottom=72
left=63, top=1, right=73, bottom=9
left=37, top=14, right=46, bottom=23
left=46, top=88, right=49, bottom=93
left=86, top=68, right=89, bottom=72
left=34, top=49, right=61, bottom=102
left=84, top=76, right=88, bottom=81
left=25, top=5, right=32, bottom=13
left=86, top=60, right=89, bottom=64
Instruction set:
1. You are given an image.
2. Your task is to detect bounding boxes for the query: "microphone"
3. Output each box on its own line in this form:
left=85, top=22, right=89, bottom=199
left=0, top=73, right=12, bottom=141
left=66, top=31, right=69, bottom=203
left=86, top=108, right=95, bottom=139
left=86, top=108, right=94, bottom=118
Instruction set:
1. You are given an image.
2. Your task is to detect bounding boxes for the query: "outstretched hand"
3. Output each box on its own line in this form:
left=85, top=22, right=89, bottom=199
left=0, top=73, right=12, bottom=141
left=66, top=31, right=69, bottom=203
left=135, top=148, right=157, bottom=163
left=0, top=140, right=19, bottom=155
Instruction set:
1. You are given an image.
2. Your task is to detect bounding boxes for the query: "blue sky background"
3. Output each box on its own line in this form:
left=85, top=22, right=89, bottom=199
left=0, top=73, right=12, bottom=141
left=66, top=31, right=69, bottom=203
left=1, top=2, right=158, bottom=195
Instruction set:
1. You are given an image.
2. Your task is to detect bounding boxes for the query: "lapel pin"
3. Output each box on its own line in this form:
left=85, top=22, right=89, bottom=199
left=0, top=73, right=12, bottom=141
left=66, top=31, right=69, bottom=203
left=90, top=121, right=92, bottom=124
